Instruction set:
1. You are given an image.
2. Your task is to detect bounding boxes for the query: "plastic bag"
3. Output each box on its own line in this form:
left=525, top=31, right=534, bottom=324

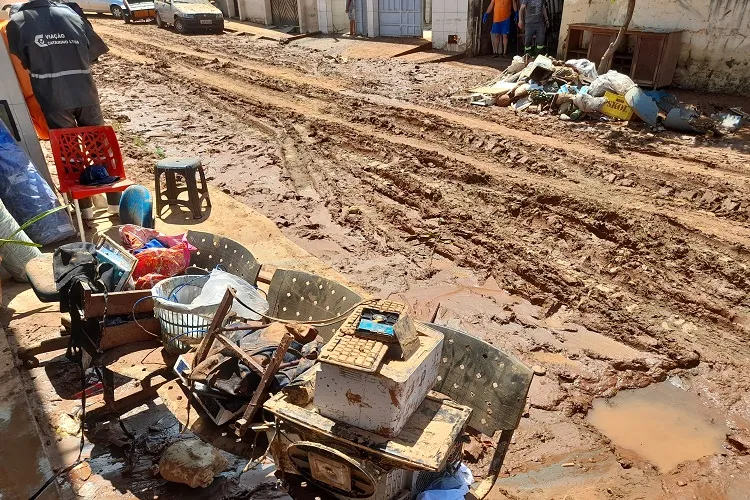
left=0, top=198, right=41, bottom=282
left=191, top=268, right=268, bottom=320
left=588, top=70, right=637, bottom=97
left=133, top=241, right=193, bottom=280
left=416, top=464, right=474, bottom=500
left=0, top=121, right=76, bottom=245
left=505, top=55, right=527, bottom=75
left=566, top=59, right=598, bottom=80
left=119, top=224, right=190, bottom=251
left=573, top=93, right=607, bottom=113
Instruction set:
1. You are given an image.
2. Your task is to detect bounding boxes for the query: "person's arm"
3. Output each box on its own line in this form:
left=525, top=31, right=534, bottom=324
left=543, top=2, right=549, bottom=26
left=483, top=0, right=494, bottom=23
left=5, top=19, right=30, bottom=69
left=345, top=0, right=352, bottom=11
left=518, top=2, right=526, bottom=28
left=512, top=0, right=519, bottom=11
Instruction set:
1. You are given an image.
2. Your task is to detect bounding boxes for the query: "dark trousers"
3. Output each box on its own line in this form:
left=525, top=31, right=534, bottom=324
left=45, top=103, right=120, bottom=210
left=524, top=22, right=546, bottom=55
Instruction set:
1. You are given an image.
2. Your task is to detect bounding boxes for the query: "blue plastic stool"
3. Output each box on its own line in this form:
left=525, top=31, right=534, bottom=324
left=119, top=185, right=154, bottom=228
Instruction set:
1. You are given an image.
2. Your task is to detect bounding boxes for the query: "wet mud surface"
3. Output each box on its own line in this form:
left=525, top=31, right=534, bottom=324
left=5, top=16, right=750, bottom=499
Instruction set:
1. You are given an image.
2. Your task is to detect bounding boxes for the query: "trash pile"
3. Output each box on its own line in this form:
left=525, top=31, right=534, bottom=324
left=464, top=55, right=748, bottom=135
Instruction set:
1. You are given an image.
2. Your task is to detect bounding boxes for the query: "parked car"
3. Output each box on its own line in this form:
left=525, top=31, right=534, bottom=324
left=74, top=0, right=128, bottom=18
left=154, top=0, right=223, bottom=34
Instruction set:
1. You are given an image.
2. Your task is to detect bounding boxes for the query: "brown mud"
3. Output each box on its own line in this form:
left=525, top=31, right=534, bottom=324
left=9, top=16, right=750, bottom=499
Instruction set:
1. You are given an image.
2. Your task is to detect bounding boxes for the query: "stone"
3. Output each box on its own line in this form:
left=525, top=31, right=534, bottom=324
left=159, top=439, right=228, bottom=488
left=658, top=186, right=675, bottom=196
left=677, top=480, right=687, bottom=487
left=496, top=94, right=511, bottom=107
left=532, top=364, right=547, bottom=376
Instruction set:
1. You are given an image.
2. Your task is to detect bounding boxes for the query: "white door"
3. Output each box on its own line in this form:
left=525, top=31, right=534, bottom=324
left=378, top=0, right=421, bottom=36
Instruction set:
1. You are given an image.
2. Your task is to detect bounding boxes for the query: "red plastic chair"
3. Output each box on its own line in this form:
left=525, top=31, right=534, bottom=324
left=49, top=126, right=135, bottom=241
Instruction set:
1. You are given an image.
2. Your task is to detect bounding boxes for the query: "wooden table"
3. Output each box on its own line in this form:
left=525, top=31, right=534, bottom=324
left=565, top=23, right=682, bottom=88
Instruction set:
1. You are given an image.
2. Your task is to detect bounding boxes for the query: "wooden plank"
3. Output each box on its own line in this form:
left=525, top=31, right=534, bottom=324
left=99, top=318, right=160, bottom=350
left=215, top=333, right=265, bottom=375
left=86, top=375, right=169, bottom=421
left=83, top=288, right=154, bottom=318
left=263, top=392, right=472, bottom=471
left=234, top=333, right=292, bottom=437
left=192, top=288, right=234, bottom=370
left=157, top=381, right=260, bottom=457
left=100, top=341, right=176, bottom=380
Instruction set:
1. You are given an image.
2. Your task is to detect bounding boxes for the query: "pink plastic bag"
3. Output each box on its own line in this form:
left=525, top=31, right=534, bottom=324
left=133, top=241, right=193, bottom=280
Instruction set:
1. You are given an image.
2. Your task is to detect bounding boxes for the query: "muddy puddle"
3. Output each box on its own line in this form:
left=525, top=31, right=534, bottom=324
left=587, top=381, right=727, bottom=471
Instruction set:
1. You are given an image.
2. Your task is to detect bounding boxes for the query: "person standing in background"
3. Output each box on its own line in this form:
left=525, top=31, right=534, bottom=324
left=518, top=0, right=549, bottom=57
left=7, top=0, right=120, bottom=216
left=482, top=0, right=516, bottom=58
left=345, top=0, right=356, bottom=36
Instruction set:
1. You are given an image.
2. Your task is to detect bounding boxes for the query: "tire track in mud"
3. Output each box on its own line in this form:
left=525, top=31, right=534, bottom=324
left=102, top=41, right=750, bottom=366
left=98, top=22, right=750, bottom=190
left=100, top=26, right=750, bottom=233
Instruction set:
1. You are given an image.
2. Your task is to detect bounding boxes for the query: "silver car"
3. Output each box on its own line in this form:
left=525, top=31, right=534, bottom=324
left=1, top=0, right=127, bottom=18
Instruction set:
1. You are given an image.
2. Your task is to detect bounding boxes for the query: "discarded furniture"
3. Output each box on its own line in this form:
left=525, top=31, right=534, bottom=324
left=68, top=281, right=174, bottom=419
left=184, top=230, right=261, bottom=283
left=154, top=158, right=211, bottom=220
left=119, top=185, right=154, bottom=228
left=427, top=323, right=534, bottom=498
left=265, top=269, right=362, bottom=342
left=49, top=126, right=135, bottom=241
left=265, top=389, right=472, bottom=499
left=565, top=24, right=682, bottom=88
left=25, top=253, right=59, bottom=303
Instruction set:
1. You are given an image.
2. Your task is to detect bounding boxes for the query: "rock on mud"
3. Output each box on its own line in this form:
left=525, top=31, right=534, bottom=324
left=158, top=439, right=228, bottom=488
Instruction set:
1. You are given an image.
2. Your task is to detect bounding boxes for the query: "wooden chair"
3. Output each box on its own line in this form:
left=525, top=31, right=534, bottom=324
left=265, top=269, right=362, bottom=342
left=49, top=126, right=134, bottom=241
left=427, top=323, right=534, bottom=499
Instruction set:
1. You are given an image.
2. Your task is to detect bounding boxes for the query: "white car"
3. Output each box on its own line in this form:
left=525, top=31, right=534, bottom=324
left=154, top=0, right=223, bottom=34
left=1, top=0, right=129, bottom=18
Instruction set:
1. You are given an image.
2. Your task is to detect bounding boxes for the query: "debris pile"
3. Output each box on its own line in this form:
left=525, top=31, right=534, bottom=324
left=464, top=55, right=748, bottom=135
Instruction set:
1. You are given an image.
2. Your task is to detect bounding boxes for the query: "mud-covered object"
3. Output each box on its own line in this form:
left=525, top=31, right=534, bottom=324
left=0, top=121, right=76, bottom=245
left=0, top=197, right=41, bottom=282
left=190, top=322, right=322, bottom=399
left=158, top=439, right=228, bottom=488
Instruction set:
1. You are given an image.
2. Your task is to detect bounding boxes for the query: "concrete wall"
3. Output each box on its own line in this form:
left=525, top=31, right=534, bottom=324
left=298, top=0, right=319, bottom=31
left=239, top=0, right=272, bottom=22
left=557, top=0, right=750, bottom=95
left=432, top=0, right=469, bottom=51
left=316, top=0, right=348, bottom=32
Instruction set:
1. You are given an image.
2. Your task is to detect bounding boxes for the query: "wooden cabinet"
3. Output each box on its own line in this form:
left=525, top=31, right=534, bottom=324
left=564, top=23, right=682, bottom=89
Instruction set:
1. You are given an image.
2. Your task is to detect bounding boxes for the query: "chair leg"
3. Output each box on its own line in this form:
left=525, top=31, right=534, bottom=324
left=154, top=168, right=163, bottom=216
left=198, top=166, right=211, bottom=208
left=185, top=169, right=202, bottom=219
left=101, top=367, right=116, bottom=413
left=73, top=198, right=86, bottom=243
left=471, top=429, right=514, bottom=499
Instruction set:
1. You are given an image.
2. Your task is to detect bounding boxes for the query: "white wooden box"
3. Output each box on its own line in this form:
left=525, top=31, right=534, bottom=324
left=314, top=325, right=444, bottom=437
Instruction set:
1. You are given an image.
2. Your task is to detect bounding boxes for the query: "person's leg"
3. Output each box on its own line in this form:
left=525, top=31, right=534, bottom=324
left=501, top=34, right=509, bottom=56
left=43, top=109, right=77, bottom=129
left=523, top=23, right=535, bottom=56
left=491, top=33, right=500, bottom=56
left=73, top=103, right=105, bottom=127
left=350, top=19, right=356, bottom=35
left=535, top=23, right=547, bottom=55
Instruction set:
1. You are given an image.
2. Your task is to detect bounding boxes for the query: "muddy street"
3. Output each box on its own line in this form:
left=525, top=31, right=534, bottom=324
left=18, top=15, right=750, bottom=499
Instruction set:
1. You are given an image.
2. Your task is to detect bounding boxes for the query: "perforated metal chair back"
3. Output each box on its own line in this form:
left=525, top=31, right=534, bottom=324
left=427, top=323, right=533, bottom=436
left=266, top=269, right=362, bottom=342
left=185, top=230, right=261, bottom=284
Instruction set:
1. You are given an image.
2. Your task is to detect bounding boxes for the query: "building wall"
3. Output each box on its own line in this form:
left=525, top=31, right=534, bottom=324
left=316, top=0, right=347, bottom=32
left=557, top=0, right=750, bottom=95
left=298, top=0, right=319, bottom=31
left=239, top=0, right=272, bottom=23
left=432, top=0, right=469, bottom=51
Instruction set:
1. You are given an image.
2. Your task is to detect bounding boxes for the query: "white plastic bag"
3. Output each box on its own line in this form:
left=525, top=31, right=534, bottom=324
left=0, top=198, right=41, bottom=282
left=588, top=70, right=637, bottom=97
left=505, top=55, right=527, bottom=75
left=573, top=93, right=607, bottom=113
left=416, top=464, right=474, bottom=500
left=191, top=268, right=268, bottom=320
left=566, top=58, right=598, bottom=79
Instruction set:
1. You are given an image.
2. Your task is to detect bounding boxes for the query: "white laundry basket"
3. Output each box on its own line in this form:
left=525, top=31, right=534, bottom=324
left=152, top=275, right=213, bottom=354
